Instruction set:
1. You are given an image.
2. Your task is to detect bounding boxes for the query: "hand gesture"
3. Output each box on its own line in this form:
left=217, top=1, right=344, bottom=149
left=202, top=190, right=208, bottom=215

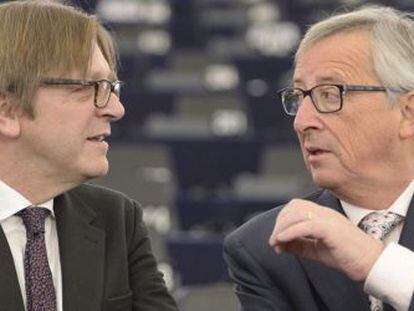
left=268, top=199, right=384, bottom=281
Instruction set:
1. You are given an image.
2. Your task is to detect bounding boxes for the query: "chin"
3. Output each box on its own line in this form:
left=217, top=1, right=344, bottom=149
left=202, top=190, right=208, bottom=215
left=310, top=169, right=340, bottom=190
left=81, top=160, right=109, bottom=180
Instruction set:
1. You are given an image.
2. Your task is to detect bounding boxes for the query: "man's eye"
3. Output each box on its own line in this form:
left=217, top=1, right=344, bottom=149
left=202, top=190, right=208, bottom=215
left=70, top=86, right=94, bottom=101
left=319, top=90, right=339, bottom=101
left=71, top=86, right=93, bottom=96
left=70, top=85, right=91, bottom=93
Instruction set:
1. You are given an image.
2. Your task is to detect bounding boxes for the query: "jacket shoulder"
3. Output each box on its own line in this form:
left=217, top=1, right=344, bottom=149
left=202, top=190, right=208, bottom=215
left=70, top=183, right=130, bottom=200
left=63, top=183, right=141, bottom=218
left=69, top=183, right=137, bottom=204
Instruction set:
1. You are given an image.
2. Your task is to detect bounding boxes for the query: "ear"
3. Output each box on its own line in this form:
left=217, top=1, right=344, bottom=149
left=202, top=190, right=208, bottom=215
left=0, top=92, right=22, bottom=138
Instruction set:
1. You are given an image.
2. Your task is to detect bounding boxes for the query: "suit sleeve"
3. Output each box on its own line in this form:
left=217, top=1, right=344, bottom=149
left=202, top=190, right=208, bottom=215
left=224, top=232, right=295, bottom=311
left=126, top=201, right=178, bottom=311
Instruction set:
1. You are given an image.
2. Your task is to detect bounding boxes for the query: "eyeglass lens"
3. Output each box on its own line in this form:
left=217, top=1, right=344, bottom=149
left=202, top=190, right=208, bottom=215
left=96, top=81, right=121, bottom=107
left=282, top=85, right=341, bottom=114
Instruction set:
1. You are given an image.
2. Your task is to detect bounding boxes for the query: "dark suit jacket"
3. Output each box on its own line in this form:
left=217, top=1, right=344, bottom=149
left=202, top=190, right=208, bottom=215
left=224, top=189, right=414, bottom=311
left=0, top=183, right=178, bottom=311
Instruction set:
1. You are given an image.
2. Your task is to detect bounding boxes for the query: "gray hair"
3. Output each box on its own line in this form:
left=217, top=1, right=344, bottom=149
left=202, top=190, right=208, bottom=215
left=296, top=5, right=414, bottom=98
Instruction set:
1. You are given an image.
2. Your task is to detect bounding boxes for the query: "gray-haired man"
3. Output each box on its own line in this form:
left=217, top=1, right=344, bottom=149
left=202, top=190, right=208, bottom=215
left=225, top=5, right=414, bottom=311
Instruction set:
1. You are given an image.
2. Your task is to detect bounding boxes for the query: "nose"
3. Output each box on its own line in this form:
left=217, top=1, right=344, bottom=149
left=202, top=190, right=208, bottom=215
left=98, top=93, right=125, bottom=122
left=293, top=95, right=322, bottom=133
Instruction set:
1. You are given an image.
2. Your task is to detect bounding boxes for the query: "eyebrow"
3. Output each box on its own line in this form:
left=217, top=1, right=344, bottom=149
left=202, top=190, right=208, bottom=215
left=88, top=71, right=116, bottom=81
left=293, top=76, right=346, bottom=87
left=316, top=76, right=345, bottom=84
left=107, top=72, right=117, bottom=81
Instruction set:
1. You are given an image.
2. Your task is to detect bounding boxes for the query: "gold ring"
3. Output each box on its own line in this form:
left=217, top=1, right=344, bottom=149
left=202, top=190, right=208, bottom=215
left=307, top=211, right=312, bottom=221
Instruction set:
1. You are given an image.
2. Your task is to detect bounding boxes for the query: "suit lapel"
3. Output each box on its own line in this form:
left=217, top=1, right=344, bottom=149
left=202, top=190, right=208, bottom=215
left=0, top=226, right=25, bottom=311
left=54, top=191, right=106, bottom=311
left=299, top=190, right=370, bottom=311
left=398, top=194, right=414, bottom=251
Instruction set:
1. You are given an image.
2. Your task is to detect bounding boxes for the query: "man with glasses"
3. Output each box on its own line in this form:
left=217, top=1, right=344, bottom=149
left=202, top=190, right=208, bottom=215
left=0, top=1, right=177, bottom=310
left=225, top=5, right=414, bottom=311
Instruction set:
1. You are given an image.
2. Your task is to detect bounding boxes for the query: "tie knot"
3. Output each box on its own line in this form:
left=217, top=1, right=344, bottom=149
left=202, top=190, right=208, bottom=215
left=17, top=207, right=50, bottom=236
left=358, top=211, right=404, bottom=240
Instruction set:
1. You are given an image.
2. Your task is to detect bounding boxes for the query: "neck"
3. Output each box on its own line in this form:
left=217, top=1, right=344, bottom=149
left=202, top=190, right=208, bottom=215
left=0, top=152, right=82, bottom=204
left=0, top=173, right=79, bottom=204
left=331, top=177, right=413, bottom=210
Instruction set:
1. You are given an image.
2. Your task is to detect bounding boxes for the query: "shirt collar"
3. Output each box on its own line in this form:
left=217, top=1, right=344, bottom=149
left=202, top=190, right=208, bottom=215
left=0, top=179, right=55, bottom=222
left=341, top=180, right=414, bottom=226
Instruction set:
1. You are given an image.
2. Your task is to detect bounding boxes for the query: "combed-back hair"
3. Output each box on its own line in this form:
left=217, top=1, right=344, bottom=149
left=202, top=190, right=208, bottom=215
left=296, top=6, right=414, bottom=100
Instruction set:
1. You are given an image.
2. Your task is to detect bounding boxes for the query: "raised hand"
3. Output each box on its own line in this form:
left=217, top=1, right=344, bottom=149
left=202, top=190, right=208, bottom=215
left=268, top=199, right=384, bottom=281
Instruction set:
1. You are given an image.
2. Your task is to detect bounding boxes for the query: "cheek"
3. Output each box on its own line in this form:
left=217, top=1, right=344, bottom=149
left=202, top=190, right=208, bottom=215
left=31, top=117, right=86, bottom=159
left=324, top=117, right=360, bottom=160
left=328, top=112, right=398, bottom=164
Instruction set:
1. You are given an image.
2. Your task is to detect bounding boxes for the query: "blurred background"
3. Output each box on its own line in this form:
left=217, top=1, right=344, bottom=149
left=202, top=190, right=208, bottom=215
left=67, top=0, right=413, bottom=309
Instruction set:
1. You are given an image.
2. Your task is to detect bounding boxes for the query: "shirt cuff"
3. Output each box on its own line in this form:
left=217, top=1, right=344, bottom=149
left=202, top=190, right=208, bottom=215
left=364, top=242, right=414, bottom=311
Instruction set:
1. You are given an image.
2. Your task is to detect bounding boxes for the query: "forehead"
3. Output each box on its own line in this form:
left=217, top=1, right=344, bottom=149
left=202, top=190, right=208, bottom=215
left=294, top=30, right=379, bottom=87
left=88, top=44, right=114, bottom=80
left=52, top=43, right=114, bottom=80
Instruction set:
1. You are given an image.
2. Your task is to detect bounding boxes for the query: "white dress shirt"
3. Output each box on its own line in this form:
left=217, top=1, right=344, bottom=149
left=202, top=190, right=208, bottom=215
left=0, top=180, right=63, bottom=311
left=341, top=180, right=414, bottom=311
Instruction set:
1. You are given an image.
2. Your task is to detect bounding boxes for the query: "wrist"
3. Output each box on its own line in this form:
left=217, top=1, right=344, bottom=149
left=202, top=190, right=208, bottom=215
left=359, top=240, right=385, bottom=282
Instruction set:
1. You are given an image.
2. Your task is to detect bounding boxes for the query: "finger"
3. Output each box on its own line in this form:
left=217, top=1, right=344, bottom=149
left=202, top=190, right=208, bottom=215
left=277, top=199, right=311, bottom=218
left=275, top=220, right=323, bottom=245
left=269, top=217, right=279, bottom=246
left=269, top=208, right=314, bottom=246
left=269, top=206, right=291, bottom=246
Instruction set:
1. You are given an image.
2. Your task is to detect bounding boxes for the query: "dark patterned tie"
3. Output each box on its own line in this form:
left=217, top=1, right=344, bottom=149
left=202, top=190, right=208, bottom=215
left=17, top=207, right=57, bottom=311
left=358, top=211, right=404, bottom=311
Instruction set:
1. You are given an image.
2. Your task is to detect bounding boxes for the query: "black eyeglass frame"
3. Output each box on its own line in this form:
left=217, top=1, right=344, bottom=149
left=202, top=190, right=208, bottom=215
left=42, top=78, right=123, bottom=108
left=277, top=84, right=399, bottom=116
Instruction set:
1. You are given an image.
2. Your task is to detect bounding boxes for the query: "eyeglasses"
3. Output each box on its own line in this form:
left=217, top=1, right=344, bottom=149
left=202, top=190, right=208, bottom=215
left=277, top=84, right=398, bottom=116
left=42, top=78, right=123, bottom=108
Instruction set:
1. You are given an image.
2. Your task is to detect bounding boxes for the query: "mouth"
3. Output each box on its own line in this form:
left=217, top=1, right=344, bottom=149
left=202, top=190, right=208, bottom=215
left=305, top=146, right=330, bottom=157
left=87, top=133, right=110, bottom=143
